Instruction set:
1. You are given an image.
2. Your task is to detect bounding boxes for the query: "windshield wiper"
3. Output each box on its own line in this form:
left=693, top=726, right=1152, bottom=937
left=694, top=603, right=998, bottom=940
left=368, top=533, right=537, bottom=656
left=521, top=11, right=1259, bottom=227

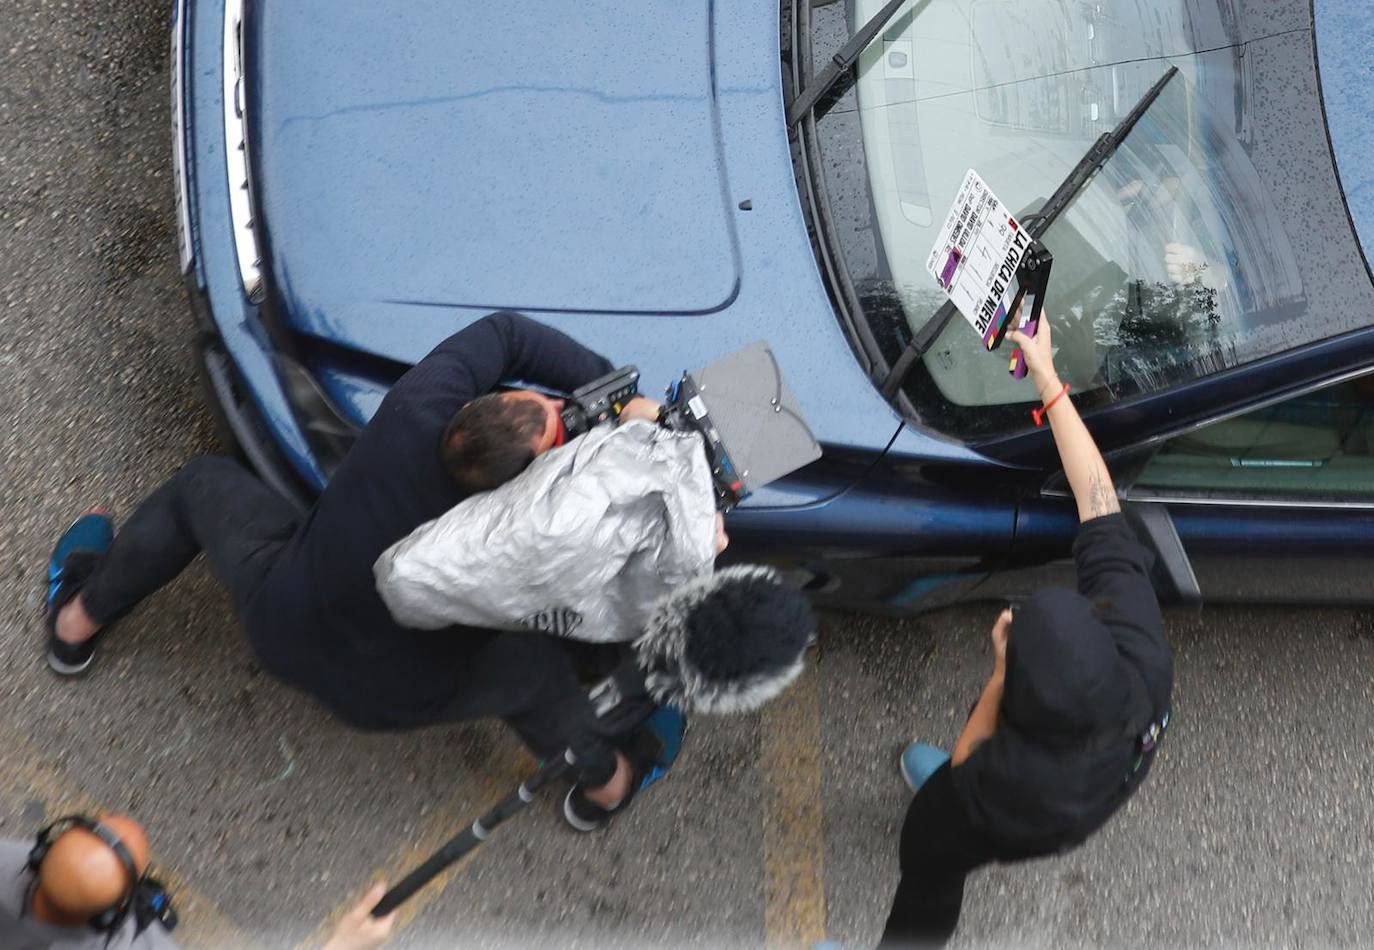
left=877, top=64, right=1180, bottom=401
left=787, top=0, right=911, bottom=128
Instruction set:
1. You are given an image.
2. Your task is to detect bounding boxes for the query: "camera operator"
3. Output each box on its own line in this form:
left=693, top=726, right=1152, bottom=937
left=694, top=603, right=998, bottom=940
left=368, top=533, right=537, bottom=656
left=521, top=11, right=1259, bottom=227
left=0, top=814, right=395, bottom=950
left=880, top=313, right=1174, bottom=947
left=42, top=313, right=658, bottom=815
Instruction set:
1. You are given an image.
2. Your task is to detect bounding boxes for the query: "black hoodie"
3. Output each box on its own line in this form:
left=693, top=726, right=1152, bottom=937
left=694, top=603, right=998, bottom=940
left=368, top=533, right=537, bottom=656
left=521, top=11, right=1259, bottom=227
left=950, top=513, right=1173, bottom=851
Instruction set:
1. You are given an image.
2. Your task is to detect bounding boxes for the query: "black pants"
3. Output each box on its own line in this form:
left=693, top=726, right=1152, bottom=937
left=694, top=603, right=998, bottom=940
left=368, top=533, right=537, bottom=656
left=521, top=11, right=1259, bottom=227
left=82, top=456, right=300, bottom=624
left=879, top=764, right=995, bottom=947
left=880, top=764, right=1056, bottom=948
left=78, top=457, right=615, bottom=780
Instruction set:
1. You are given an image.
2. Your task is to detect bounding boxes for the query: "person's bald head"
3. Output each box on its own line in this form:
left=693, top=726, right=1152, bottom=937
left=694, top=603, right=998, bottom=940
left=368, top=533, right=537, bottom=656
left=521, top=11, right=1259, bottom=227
left=34, top=815, right=150, bottom=924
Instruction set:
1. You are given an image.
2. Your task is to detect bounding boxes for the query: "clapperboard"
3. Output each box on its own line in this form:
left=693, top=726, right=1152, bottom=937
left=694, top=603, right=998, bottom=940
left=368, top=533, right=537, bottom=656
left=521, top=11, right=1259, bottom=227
left=924, top=169, right=1031, bottom=349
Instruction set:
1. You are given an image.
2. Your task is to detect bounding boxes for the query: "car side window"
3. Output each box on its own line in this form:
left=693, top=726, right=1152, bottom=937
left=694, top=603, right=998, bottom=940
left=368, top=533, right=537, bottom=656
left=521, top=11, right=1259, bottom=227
left=1128, top=374, right=1374, bottom=503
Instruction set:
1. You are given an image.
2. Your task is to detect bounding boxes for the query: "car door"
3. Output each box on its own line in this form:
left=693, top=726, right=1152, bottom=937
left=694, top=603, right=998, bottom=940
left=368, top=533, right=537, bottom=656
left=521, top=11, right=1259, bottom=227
left=1119, top=371, right=1374, bottom=604
left=977, top=365, right=1374, bottom=608
left=728, top=432, right=1023, bottom=615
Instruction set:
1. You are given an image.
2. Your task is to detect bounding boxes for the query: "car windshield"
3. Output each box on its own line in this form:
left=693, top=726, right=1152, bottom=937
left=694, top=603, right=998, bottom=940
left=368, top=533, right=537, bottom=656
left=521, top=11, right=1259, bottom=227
left=800, top=0, right=1374, bottom=441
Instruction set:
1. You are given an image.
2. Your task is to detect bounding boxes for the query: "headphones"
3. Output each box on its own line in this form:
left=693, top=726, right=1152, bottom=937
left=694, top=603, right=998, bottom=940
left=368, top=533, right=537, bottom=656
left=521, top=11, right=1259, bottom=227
left=26, top=815, right=176, bottom=935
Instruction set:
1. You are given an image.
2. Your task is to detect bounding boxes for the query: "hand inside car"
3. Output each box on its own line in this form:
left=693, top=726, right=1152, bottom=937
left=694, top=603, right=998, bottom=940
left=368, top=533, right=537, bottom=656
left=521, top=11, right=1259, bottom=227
left=1164, top=242, right=1226, bottom=291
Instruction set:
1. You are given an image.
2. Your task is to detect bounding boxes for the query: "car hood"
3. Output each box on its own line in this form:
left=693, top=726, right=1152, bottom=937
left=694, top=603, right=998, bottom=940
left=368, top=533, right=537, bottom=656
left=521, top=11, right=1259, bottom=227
left=248, top=1, right=738, bottom=318
left=243, top=0, right=997, bottom=470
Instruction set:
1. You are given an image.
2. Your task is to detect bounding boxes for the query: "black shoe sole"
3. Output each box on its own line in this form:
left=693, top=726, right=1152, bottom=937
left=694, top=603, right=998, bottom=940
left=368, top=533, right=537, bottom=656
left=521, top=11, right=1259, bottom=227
left=562, top=789, right=607, bottom=833
left=45, top=630, right=100, bottom=678
left=46, top=645, right=95, bottom=677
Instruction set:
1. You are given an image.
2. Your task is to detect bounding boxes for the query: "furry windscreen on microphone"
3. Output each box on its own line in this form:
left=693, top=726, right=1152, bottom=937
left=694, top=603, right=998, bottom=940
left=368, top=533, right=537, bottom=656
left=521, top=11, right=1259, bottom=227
left=634, top=565, right=817, bottom=715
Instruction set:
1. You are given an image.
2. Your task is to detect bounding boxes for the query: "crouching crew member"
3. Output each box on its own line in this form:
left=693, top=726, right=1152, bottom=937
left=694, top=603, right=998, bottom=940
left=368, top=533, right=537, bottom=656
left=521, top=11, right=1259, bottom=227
left=42, top=313, right=655, bottom=817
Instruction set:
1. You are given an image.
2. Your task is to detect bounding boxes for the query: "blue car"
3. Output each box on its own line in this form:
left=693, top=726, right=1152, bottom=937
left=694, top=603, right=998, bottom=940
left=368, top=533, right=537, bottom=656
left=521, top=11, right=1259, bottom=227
left=172, top=0, right=1374, bottom=611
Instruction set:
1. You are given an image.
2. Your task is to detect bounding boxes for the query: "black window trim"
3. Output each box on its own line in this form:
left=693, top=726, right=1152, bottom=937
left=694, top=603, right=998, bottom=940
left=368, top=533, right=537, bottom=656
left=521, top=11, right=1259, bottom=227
left=1040, top=363, right=1374, bottom=509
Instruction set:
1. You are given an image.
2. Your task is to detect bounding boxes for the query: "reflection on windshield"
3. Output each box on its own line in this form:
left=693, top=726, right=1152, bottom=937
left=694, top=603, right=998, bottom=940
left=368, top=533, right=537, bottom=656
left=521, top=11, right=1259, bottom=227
left=805, top=0, right=1373, bottom=439
left=1037, top=71, right=1303, bottom=399
left=860, top=50, right=1302, bottom=409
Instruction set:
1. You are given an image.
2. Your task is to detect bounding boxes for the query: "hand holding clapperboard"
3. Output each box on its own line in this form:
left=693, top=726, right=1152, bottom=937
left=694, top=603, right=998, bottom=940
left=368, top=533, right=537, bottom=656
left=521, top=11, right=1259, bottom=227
left=925, top=169, right=1041, bottom=378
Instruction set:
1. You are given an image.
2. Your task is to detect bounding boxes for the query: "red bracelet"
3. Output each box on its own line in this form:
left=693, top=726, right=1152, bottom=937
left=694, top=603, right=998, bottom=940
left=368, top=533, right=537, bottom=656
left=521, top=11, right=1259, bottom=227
left=1032, top=383, right=1070, bottom=427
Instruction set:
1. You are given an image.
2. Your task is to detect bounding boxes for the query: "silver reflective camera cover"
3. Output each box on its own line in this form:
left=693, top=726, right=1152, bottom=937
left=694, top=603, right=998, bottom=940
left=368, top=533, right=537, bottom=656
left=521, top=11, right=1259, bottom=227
left=374, top=421, right=717, bottom=642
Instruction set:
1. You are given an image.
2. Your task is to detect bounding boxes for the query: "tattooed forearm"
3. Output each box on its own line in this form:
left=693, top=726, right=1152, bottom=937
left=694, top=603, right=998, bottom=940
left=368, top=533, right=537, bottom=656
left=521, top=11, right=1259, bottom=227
left=1085, top=467, right=1120, bottom=518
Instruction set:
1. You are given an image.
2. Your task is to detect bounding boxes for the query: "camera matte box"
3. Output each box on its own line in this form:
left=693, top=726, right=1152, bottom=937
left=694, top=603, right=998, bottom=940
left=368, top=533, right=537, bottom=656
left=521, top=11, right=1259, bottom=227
left=693, top=341, right=822, bottom=495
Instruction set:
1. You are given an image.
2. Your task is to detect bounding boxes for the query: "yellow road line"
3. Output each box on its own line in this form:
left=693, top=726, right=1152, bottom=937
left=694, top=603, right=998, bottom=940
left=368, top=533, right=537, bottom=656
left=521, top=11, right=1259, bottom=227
left=299, top=732, right=533, bottom=948
left=0, top=720, right=250, bottom=948
left=759, top=657, right=827, bottom=949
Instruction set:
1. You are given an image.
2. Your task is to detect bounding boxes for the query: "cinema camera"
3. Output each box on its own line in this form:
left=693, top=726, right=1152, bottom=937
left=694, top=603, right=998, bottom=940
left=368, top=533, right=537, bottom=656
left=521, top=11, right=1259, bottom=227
left=560, top=342, right=821, bottom=512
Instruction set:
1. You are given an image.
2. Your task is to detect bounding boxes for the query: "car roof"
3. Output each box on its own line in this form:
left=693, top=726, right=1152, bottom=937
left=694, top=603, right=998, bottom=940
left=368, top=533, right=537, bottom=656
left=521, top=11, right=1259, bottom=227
left=1315, top=0, right=1374, bottom=274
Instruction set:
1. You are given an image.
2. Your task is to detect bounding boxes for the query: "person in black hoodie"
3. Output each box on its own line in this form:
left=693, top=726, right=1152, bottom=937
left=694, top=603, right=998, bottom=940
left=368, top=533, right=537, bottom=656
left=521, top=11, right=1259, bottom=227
left=880, top=312, right=1174, bottom=947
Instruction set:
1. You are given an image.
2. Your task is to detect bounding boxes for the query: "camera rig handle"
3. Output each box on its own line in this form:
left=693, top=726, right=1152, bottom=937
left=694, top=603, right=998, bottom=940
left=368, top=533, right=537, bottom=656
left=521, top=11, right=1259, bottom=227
left=559, top=366, right=641, bottom=439
left=661, top=371, right=748, bottom=512
left=559, top=346, right=818, bottom=513
left=985, top=236, right=1053, bottom=379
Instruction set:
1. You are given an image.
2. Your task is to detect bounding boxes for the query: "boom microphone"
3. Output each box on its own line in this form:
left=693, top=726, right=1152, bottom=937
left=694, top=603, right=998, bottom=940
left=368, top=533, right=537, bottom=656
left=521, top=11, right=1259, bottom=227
left=576, top=563, right=818, bottom=741
left=633, top=564, right=817, bottom=715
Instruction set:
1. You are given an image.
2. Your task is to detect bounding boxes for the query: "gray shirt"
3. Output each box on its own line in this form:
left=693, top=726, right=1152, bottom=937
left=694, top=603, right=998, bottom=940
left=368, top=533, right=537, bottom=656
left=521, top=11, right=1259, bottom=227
left=0, top=840, right=179, bottom=950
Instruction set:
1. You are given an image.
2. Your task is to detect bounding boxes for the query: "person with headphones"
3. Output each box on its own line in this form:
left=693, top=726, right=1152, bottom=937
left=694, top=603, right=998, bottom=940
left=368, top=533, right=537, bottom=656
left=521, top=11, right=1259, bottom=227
left=880, top=313, right=1174, bottom=947
left=0, top=814, right=397, bottom=949
left=0, top=814, right=177, bottom=949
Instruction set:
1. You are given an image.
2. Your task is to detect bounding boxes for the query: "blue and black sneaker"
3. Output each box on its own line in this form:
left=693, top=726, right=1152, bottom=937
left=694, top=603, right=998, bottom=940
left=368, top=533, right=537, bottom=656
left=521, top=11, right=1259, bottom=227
left=45, top=510, right=115, bottom=676
left=899, top=741, right=951, bottom=793
left=563, top=706, right=687, bottom=833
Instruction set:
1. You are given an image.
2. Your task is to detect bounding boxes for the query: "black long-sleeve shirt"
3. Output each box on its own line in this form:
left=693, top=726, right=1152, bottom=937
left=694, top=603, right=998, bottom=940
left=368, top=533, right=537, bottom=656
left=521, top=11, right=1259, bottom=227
left=247, top=312, right=614, bottom=728
left=951, top=512, right=1173, bottom=847
left=1071, top=513, right=1173, bottom=719
left=883, top=513, right=1173, bottom=947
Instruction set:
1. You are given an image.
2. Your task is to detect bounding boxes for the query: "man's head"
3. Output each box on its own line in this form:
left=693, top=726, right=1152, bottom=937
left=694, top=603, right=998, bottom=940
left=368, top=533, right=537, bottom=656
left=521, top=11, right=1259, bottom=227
left=441, top=390, right=566, bottom=495
left=998, top=589, right=1133, bottom=744
left=32, top=815, right=150, bottom=927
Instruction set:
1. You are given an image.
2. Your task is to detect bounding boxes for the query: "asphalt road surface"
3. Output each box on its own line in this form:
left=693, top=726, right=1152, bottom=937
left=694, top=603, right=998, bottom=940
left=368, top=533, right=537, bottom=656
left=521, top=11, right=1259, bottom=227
left=2, top=3, right=1372, bottom=948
